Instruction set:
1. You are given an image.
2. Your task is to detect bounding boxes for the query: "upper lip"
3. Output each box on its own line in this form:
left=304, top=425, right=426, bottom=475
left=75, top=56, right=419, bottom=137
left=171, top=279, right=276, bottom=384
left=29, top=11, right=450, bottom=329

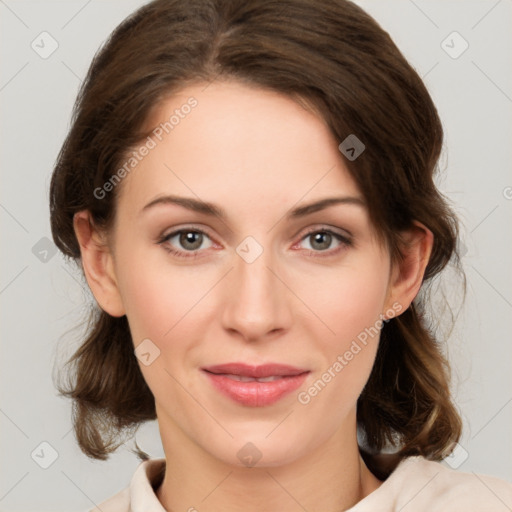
left=202, top=363, right=309, bottom=378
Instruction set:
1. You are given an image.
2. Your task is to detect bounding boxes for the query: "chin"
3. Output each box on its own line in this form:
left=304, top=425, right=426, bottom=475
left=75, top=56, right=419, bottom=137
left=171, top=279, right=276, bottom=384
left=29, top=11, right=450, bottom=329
left=203, top=429, right=310, bottom=469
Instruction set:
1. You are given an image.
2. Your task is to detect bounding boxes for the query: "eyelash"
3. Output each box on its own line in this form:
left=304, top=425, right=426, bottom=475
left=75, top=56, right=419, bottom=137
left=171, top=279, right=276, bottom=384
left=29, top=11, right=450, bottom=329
left=157, top=226, right=353, bottom=259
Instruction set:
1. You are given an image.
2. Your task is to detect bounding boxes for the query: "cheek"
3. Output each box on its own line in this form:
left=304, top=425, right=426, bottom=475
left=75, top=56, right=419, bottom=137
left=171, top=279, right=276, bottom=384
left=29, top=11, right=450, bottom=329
left=297, top=255, right=389, bottom=399
left=332, top=271, right=388, bottom=342
left=114, top=248, right=192, bottom=344
left=117, top=239, right=390, bottom=352
left=116, top=255, right=199, bottom=401
left=295, top=253, right=390, bottom=346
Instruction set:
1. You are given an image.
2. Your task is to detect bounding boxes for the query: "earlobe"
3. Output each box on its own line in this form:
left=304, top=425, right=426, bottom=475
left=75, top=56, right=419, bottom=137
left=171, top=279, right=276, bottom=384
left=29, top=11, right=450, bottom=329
left=73, top=211, right=126, bottom=317
left=384, top=221, right=434, bottom=317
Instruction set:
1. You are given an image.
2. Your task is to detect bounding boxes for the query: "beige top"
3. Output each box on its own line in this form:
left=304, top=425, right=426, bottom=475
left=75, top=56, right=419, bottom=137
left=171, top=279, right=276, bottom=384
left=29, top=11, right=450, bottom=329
left=91, top=455, right=512, bottom=511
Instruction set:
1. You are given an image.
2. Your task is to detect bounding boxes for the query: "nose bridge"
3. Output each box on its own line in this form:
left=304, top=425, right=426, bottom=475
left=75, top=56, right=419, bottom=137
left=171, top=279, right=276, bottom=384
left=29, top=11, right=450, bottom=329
left=221, top=235, right=290, bottom=340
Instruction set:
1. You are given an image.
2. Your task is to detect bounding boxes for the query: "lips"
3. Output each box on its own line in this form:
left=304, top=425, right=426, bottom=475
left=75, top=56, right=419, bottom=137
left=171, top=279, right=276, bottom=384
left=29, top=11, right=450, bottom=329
left=202, top=362, right=309, bottom=379
left=201, top=362, right=310, bottom=407
left=215, top=374, right=283, bottom=382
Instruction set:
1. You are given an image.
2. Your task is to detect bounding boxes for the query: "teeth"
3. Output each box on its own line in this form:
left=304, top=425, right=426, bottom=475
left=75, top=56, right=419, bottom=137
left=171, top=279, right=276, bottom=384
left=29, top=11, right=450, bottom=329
left=220, top=373, right=284, bottom=382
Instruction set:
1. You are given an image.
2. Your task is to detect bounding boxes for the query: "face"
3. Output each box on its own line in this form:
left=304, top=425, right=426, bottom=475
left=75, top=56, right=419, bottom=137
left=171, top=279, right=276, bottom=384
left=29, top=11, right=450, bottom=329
left=102, top=81, right=402, bottom=467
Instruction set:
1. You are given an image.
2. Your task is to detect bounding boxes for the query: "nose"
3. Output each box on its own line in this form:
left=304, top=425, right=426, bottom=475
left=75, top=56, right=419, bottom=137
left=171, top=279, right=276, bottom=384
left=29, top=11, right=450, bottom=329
left=221, top=241, right=293, bottom=343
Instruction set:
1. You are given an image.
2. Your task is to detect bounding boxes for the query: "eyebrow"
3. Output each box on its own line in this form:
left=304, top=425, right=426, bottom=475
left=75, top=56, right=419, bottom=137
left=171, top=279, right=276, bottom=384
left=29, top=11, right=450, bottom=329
left=141, top=194, right=365, bottom=220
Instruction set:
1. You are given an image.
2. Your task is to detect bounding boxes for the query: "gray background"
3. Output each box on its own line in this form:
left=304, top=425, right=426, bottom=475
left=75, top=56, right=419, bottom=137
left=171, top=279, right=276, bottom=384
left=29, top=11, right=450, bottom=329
left=1, top=1, right=511, bottom=511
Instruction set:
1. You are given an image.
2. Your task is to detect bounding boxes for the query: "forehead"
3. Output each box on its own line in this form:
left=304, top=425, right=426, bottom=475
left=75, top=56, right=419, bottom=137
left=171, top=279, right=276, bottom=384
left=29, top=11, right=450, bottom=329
left=116, top=80, right=362, bottom=218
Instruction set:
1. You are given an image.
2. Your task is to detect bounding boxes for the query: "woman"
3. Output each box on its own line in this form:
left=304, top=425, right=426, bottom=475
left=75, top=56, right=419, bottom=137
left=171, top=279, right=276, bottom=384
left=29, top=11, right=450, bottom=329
left=49, top=0, right=512, bottom=510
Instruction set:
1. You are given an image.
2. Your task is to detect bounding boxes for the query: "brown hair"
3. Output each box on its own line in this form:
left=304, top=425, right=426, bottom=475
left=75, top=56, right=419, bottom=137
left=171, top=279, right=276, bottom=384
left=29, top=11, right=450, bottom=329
left=50, top=0, right=464, bottom=475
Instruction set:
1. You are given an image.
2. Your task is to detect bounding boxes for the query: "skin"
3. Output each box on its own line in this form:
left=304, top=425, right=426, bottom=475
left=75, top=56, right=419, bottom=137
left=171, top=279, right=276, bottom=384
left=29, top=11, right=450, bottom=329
left=74, top=80, right=433, bottom=512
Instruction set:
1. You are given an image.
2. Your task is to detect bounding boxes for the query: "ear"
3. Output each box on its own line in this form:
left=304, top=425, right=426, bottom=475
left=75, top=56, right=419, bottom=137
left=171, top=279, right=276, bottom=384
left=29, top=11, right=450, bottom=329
left=383, top=221, right=434, bottom=318
left=73, top=211, right=125, bottom=317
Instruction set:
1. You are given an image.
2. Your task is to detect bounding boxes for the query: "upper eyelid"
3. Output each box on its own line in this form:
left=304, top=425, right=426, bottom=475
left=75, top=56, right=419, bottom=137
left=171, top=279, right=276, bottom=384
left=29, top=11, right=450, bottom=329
left=160, top=224, right=352, bottom=249
left=159, top=225, right=216, bottom=243
left=299, top=225, right=353, bottom=239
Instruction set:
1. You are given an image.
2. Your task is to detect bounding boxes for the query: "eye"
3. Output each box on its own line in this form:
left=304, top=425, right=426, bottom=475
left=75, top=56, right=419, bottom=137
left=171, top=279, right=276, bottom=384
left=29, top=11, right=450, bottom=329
left=295, top=228, right=352, bottom=256
left=158, top=228, right=213, bottom=257
left=157, top=226, right=352, bottom=259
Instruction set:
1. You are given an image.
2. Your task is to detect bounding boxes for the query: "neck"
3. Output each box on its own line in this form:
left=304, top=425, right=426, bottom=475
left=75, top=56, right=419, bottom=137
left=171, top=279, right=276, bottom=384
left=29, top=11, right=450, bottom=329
left=155, top=411, right=382, bottom=512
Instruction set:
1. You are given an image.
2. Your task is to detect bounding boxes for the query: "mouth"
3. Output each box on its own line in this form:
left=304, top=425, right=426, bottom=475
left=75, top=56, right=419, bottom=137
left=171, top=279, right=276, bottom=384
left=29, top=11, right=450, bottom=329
left=204, top=373, right=294, bottom=382
left=202, top=362, right=309, bottom=378
left=201, top=363, right=310, bottom=407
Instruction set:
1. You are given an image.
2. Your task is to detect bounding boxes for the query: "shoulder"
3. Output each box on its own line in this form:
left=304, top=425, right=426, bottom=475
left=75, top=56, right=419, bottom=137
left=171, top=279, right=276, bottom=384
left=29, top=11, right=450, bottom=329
left=415, top=457, right=512, bottom=511
left=390, top=456, right=512, bottom=511
left=352, top=455, right=512, bottom=511
left=88, top=458, right=166, bottom=512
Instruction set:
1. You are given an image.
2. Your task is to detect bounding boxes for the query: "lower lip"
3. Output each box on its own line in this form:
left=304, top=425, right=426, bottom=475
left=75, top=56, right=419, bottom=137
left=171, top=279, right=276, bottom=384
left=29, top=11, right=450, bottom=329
left=202, top=370, right=309, bottom=407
